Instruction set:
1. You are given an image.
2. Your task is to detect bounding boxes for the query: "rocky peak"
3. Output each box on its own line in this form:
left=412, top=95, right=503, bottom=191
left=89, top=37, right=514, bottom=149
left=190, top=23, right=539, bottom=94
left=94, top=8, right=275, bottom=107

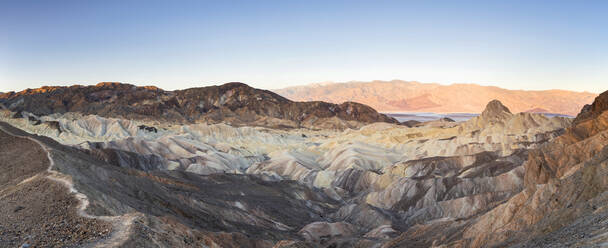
left=480, top=100, right=512, bottom=121
left=574, top=90, right=608, bottom=124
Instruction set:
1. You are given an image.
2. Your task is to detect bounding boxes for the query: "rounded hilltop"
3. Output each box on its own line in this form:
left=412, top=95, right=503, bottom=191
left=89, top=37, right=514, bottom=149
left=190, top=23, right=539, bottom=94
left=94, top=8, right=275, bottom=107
left=0, top=82, right=397, bottom=130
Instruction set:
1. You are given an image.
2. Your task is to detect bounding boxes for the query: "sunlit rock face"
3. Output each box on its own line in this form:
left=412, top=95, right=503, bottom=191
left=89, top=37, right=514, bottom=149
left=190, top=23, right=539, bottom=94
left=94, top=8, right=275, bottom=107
left=1, top=94, right=591, bottom=247
left=385, top=91, right=608, bottom=247
left=459, top=92, right=608, bottom=247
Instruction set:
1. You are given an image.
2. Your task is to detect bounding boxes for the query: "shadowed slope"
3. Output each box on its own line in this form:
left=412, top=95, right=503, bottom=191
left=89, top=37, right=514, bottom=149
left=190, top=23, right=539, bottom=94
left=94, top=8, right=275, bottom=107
left=0, top=122, right=345, bottom=247
left=0, top=129, right=112, bottom=247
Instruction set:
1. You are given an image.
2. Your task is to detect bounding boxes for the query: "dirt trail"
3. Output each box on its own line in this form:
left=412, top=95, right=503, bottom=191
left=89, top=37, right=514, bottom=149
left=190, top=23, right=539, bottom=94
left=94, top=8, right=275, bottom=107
left=0, top=126, right=140, bottom=247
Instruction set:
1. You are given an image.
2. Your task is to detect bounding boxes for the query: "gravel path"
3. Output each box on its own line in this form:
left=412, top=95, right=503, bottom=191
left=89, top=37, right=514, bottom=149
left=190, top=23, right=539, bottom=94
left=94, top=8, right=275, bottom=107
left=0, top=127, right=139, bottom=247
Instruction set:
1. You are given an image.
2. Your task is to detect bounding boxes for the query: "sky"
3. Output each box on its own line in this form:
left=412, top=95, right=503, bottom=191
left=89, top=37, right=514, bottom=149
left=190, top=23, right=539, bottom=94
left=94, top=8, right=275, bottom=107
left=0, top=0, right=606, bottom=93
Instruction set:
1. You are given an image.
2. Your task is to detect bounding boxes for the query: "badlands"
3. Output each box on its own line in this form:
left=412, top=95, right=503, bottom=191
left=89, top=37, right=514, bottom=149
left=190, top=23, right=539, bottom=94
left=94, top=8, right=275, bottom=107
left=0, top=82, right=607, bottom=247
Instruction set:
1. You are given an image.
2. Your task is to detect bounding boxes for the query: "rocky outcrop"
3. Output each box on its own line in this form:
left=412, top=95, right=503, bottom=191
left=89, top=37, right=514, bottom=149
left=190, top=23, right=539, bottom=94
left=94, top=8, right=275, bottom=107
left=525, top=92, right=608, bottom=187
left=480, top=99, right=513, bottom=121
left=386, top=90, right=608, bottom=247
left=574, top=90, right=608, bottom=124
left=0, top=82, right=397, bottom=130
left=461, top=107, right=608, bottom=247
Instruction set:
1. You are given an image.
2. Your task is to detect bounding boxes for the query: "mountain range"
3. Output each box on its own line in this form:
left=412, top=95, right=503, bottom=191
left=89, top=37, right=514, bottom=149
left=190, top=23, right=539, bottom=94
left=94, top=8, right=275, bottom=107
left=275, top=80, right=597, bottom=116
left=0, top=82, right=396, bottom=130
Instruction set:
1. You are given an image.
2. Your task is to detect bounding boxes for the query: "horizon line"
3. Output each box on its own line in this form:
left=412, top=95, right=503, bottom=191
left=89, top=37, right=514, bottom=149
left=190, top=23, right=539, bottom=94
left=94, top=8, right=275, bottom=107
left=0, top=79, right=602, bottom=95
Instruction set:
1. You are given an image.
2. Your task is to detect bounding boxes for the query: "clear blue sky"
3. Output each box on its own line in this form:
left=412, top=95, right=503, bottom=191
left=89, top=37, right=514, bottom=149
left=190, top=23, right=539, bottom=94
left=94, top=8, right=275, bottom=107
left=0, top=0, right=606, bottom=93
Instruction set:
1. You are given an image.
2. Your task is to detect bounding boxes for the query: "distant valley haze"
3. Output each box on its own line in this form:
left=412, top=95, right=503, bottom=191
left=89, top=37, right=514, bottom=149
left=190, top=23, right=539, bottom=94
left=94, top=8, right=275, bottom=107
left=275, top=80, right=598, bottom=116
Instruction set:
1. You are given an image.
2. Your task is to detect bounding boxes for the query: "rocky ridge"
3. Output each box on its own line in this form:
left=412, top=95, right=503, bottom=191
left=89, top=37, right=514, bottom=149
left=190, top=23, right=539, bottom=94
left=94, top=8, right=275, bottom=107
left=0, top=82, right=397, bottom=130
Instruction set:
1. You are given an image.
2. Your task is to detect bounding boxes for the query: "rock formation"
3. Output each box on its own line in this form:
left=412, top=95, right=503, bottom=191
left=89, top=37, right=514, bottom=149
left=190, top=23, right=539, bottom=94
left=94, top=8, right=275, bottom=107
left=386, top=91, right=608, bottom=247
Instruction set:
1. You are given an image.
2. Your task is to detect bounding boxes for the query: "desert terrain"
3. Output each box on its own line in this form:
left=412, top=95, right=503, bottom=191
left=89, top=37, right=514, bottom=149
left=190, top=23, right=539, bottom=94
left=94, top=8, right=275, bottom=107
left=0, top=82, right=606, bottom=247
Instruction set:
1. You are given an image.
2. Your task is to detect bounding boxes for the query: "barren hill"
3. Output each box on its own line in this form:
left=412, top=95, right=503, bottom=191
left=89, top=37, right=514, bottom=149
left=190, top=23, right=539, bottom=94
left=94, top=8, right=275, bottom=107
left=0, top=82, right=396, bottom=129
left=275, top=80, right=597, bottom=116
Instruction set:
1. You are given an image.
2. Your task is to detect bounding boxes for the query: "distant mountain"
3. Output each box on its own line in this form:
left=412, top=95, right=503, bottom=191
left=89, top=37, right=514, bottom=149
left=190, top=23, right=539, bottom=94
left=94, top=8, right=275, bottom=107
left=0, top=82, right=397, bottom=129
left=274, top=80, right=597, bottom=116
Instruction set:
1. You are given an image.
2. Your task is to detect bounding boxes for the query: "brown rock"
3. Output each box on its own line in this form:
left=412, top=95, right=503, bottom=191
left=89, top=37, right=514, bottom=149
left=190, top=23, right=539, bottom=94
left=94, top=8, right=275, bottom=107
left=574, top=90, right=608, bottom=124
left=0, top=82, right=397, bottom=129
